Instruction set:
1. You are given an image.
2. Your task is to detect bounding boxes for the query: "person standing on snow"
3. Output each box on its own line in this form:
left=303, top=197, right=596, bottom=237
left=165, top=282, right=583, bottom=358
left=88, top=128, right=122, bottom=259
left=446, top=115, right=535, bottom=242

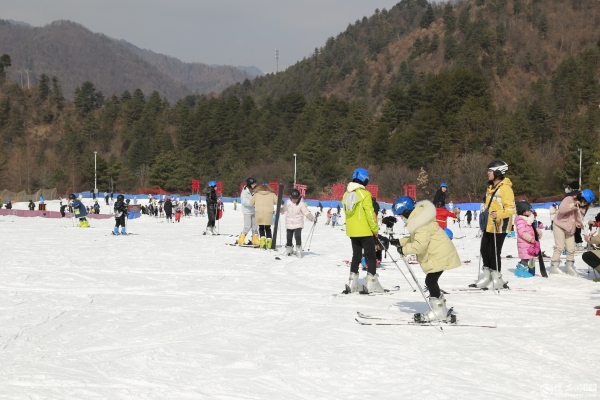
left=205, top=181, right=219, bottom=235
left=281, top=188, right=316, bottom=258
left=250, top=183, right=278, bottom=249
left=70, top=193, right=89, bottom=227
left=465, top=210, right=473, bottom=228
left=164, top=198, right=174, bottom=223
left=514, top=201, right=543, bottom=277
left=237, top=177, right=259, bottom=245
left=113, top=194, right=128, bottom=235
left=342, top=168, right=383, bottom=294
left=472, top=160, right=515, bottom=290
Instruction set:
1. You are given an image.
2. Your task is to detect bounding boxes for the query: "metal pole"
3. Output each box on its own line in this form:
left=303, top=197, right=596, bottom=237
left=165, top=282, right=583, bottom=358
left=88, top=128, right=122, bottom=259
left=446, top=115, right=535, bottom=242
left=579, top=148, right=582, bottom=189
left=94, top=151, right=97, bottom=196
left=293, top=153, right=297, bottom=187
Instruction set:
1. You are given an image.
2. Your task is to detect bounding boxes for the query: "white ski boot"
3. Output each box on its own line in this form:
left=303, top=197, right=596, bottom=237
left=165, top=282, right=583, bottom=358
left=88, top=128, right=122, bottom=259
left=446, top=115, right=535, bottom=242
left=549, top=260, right=564, bottom=275
left=472, top=266, right=492, bottom=289
left=347, top=272, right=364, bottom=293
left=564, top=260, right=578, bottom=276
left=415, top=295, right=448, bottom=322
left=490, top=269, right=509, bottom=290
left=282, top=246, right=294, bottom=256
left=365, top=273, right=385, bottom=293
left=295, top=245, right=302, bottom=258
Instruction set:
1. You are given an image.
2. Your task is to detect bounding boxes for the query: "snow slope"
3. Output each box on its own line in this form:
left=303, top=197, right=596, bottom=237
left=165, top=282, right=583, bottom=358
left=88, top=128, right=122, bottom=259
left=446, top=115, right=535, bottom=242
left=0, top=201, right=599, bottom=399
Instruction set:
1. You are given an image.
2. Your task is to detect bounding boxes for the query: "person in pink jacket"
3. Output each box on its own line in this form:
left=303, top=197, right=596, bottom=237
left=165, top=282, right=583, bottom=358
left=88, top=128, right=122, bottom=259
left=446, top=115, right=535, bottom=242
left=280, top=188, right=315, bottom=258
left=550, top=189, right=595, bottom=275
left=514, top=201, right=543, bottom=277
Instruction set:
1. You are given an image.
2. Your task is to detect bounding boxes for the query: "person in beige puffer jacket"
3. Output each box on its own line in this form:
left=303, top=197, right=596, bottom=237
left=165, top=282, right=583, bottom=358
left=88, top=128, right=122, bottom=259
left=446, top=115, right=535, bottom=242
left=250, top=183, right=279, bottom=249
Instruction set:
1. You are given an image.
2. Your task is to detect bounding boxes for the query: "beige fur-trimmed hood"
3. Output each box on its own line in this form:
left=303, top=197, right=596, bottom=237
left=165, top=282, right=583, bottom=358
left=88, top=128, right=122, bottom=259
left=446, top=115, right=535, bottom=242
left=405, top=200, right=436, bottom=234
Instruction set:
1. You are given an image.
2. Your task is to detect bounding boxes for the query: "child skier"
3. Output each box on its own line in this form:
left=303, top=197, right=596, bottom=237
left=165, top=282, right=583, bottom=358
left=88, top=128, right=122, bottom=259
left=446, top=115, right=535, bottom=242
left=280, top=188, right=315, bottom=257
left=435, top=202, right=457, bottom=229
left=205, top=181, right=219, bottom=235
left=113, top=194, right=128, bottom=235
left=582, top=213, right=600, bottom=281
left=514, top=200, right=543, bottom=277
left=390, top=197, right=461, bottom=322
left=70, top=193, right=89, bottom=227
left=175, top=207, right=182, bottom=222
left=238, top=177, right=260, bottom=245
left=342, top=168, right=383, bottom=293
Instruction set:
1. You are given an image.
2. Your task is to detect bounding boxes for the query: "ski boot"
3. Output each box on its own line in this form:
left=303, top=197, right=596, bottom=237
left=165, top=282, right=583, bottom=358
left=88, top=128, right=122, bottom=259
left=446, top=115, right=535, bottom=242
left=564, top=260, right=578, bottom=276
left=237, top=233, right=246, bottom=245
left=490, top=269, right=509, bottom=290
left=515, top=263, right=532, bottom=278
left=365, top=273, right=385, bottom=293
left=414, top=295, right=448, bottom=323
left=112, top=227, right=120, bottom=235
left=121, top=227, right=127, bottom=235
left=346, top=272, right=364, bottom=293
left=282, top=246, right=294, bottom=256
left=549, top=260, right=564, bottom=275
left=79, top=219, right=89, bottom=228
left=594, top=266, right=600, bottom=282
left=266, top=238, right=272, bottom=249
left=470, top=266, right=491, bottom=289
left=211, top=227, right=218, bottom=236
left=259, top=236, right=266, bottom=249
left=251, top=234, right=260, bottom=246
left=295, top=245, right=302, bottom=258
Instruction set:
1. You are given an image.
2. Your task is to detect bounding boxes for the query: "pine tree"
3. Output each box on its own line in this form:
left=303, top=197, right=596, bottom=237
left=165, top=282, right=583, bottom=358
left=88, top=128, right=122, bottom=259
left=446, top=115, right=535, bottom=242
left=420, top=4, right=436, bottom=28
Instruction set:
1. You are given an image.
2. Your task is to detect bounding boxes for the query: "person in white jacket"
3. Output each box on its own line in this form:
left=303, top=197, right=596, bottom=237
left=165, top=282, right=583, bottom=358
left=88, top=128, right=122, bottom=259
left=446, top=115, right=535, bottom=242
left=237, top=177, right=260, bottom=245
left=280, top=188, right=316, bottom=258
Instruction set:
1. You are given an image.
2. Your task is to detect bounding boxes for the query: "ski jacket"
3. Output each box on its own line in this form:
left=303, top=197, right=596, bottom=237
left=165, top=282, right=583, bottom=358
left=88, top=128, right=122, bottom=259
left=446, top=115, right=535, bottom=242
left=164, top=200, right=173, bottom=215
left=484, top=178, right=516, bottom=234
left=553, top=195, right=583, bottom=235
left=5, top=202, right=11, bottom=209
left=342, top=182, right=379, bottom=237
left=465, top=210, right=472, bottom=221
left=435, top=207, right=456, bottom=229
left=399, top=200, right=461, bottom=274
left=515, top=215, right=543, bottom=259
left=250, top=185, right=278, bottom=225
left=281, top=199, right=314, bottom=229
left=432, top=188, right=446, bottom=207
left=114, top=200, right=128, bottom=218
left=206, top=191, right=218, bottom=207
left=241, top=186, right=255, bottom=215
left=72, top=199, right=88, bottom=218
left=28, top=201, right=35, bottom=210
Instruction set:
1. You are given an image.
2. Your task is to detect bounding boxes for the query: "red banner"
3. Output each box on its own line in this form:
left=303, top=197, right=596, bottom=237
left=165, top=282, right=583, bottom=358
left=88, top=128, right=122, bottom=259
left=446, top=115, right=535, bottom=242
left=294, top=184, right=307, bottom=197
left=403, top=184, right=417, bottom=199
left=216, top=181, right=223, bottom=195
left=269, top=182, right=279, bottom=195
left=191, top=179, right=200, bottom=192
left=332, top=184, right=345, bottom=199
left=365, top=184, right=379, bottom=199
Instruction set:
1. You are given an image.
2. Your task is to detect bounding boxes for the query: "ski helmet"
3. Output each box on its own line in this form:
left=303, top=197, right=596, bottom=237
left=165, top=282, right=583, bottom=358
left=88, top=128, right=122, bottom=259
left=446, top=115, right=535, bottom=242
left=208, top=181, right=217, bottom=188
left=246, top=177, right=257, bottom=187
left=443, top=228, right=453, bottom=240
left=579, top=188, right=595, bottom=204
left=262, top=182, right=269, bottom=186
left=440, top=183, right=448, bottom=188
left=117, top=194, right=125, bottom=202
left=68, top=193, right=76, bottom=200
left=290, top=188, right=301, bottom=200
left=487, top=160, right=508, bottom=178
left=392, top=196, right=415, bottom=217
left=352, top=168, right=369, bottom=185
left=516, top=200, right=531, bottom=216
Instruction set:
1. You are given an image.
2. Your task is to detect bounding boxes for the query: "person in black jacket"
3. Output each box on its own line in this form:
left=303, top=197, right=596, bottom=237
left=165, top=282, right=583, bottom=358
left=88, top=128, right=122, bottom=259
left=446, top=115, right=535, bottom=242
left=432, top=183, right=448, bottom=207
left=113, top=194, right=128, bottom=235
left=6, top=200, right=12, bottom=209
left=59, top=201, right=67, bottom=218
left=205, top=181, right=219, bottom=235
left=164, top=198, right=173, bottom=222
left=28, top=200, right=35, bottom=210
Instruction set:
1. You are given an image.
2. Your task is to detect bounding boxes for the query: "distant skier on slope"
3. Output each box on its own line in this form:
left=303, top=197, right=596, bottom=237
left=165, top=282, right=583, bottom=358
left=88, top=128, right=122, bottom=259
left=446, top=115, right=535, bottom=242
left=205, top=181, right=219, bottom=235
left=113, top=194, right=128, bottom=235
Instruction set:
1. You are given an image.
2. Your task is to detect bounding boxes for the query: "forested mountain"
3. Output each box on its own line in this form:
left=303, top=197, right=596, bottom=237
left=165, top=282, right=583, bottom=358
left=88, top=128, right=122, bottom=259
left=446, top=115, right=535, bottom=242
left=0, top=0, right=599, bottom=202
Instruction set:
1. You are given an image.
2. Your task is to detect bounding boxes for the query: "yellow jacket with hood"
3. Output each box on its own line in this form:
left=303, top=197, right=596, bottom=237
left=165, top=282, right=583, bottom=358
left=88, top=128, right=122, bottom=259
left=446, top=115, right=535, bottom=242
left=484, top=177, right=516, bottom=234
left=342, top=182, right=379, bottom=237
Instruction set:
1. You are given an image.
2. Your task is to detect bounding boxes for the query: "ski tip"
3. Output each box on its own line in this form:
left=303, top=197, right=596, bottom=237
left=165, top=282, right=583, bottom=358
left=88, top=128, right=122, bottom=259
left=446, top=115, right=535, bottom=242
left=275, top=257, right=281, bottom=260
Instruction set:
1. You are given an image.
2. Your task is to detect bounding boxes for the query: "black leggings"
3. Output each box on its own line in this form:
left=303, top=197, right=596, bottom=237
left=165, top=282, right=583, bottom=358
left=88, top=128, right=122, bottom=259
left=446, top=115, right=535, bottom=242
left=286, top=228, right=302, bottom=246
left=575, top=227, right=583, bottom=244
left=582, top=252, right=600, bottom=269
left=259, top=225, right=272, bottom=239
left=350, top=236, right=376, bottom=275
left=115, top=216, right=126, bottom=228
left=207, top=204, right=217, bottom=227
left=480, top=232, right=507, bottom=272
left=425, top=271, right=444, bottom=298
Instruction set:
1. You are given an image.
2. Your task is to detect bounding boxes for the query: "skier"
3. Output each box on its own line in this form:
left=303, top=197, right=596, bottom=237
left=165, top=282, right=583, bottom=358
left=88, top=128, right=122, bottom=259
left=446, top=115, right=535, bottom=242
left=390, top=196, right=460, bottom=322
left=549, top=203, right=557, bottom=230
left=465, top=210, right=472, bottom=228
left=280, top=188, right=316, bottom=257
left=326, top=209, right=332, bottom=225
left=5, top=199, right=12, bottom=209
left=233, top=199, right=237, bottom=211
left=164, top=198, right=173, bottom=223
left=550, top=188, right=595, bottom=275
left=514, top=201, right=543, bottom=277
left=28, top=200, right=35, bottom=210
left=175, top=206, right=182, bottom=222
left=205, top=181, right=219, bottom=235
left=113, top=194, right=128, bottom=235
left=237, top=177, right=260, bottom=245
left=70, top=193, right=89, bottom=227
left=582, top=213, right=600, bottom=281
left=318, top=202, right=323, bottom=213
left=473, top=160, right=515, bottom=290
left=59, top=201, right=66, bottom=217
left=342, top=168, right=383, bottom=293
left=250, top=183, right=278, bottom=248
left=564, top=181, right=586, bottom=250
left=382, top=215, right=397, bottom=235
left=435, top=202, right=457, bottom=229
left=432, top=183, right=448, bottom=207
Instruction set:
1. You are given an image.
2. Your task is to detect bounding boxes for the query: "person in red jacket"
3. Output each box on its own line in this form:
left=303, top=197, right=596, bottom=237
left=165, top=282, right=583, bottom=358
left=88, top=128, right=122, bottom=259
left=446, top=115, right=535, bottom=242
left=435, top=202, right=457, bottom=229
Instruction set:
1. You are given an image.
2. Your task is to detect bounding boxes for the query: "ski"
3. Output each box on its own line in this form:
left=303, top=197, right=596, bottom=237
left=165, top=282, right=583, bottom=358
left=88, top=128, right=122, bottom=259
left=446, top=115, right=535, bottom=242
left=450, top=287, right=536, bottom=293
left=271, top=183, right=284, bottom=249
left=355, top=318, right=496, bottom=328
left=594, top=306, right=600, bottom=310
left=333, top=285, right=400, bottom=297
left=227, top=243, right=260, bottom=248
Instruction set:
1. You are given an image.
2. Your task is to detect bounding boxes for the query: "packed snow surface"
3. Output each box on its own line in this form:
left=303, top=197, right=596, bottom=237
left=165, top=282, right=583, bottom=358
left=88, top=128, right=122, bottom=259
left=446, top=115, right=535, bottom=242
left=1, top=200, right=599, bottom=399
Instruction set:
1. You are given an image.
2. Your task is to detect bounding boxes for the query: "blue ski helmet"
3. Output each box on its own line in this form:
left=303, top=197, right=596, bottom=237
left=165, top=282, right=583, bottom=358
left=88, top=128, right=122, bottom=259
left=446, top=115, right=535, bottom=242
left=443, top=228, right=453, bottom=240
left=352, top=168, right=369, bottom=185
left=580, top=188, right=595, bottom=204
left=440, top=183, right=448, bottom=188
left=392, top=196, right=415, bottom=216
left=208, top=181, right=217, bottom=188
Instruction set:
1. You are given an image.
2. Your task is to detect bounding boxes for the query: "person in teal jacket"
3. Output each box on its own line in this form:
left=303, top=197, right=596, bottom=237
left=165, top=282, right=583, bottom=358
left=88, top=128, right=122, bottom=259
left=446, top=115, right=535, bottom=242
left=342, top=168, right=383, bottom=294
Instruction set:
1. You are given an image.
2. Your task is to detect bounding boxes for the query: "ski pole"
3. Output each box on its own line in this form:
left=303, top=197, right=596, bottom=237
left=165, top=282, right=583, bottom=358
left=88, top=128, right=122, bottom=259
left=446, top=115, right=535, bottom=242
left=304, top=220, right=317, bottom=251
left=492, top=218, right=501, bottom=294
left=376, top=236, right=416, bottom=292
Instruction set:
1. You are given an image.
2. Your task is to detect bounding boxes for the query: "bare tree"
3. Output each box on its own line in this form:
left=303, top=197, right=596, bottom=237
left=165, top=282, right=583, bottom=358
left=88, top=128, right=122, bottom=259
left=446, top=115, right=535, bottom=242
left=136, top=164, right=150, bottom=189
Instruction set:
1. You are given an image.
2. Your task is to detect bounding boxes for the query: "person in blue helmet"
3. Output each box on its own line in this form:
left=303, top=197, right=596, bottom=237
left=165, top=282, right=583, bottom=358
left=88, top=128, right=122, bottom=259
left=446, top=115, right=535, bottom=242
left=433, top=183, right=448, bottom=208
left=205, top=181, right=219, bottom=235
left=342, top=168, right=383, bottom=293
left=390, top=197, right=461, bottom=322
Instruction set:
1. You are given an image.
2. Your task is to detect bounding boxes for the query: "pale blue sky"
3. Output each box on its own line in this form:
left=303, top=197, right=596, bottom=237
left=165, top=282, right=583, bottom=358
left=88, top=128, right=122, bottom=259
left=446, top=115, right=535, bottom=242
left=3, top=0, right=402, bottom=73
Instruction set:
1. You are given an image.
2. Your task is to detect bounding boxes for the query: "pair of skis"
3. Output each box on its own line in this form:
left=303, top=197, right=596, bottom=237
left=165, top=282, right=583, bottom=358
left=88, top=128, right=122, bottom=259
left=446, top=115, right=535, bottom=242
left=355, top=311, right=497, bottom=328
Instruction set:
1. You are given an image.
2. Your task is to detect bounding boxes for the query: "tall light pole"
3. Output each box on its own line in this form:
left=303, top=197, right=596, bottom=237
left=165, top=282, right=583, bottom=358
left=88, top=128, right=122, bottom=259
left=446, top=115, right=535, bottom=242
left=293, top=153, right=297, bottom=187
left=18, top=69, right=23, bottom=87
left=94, top=151, right=97, bottom=197
left=24, top=69, right=31, bottom=89
left=275, top=48, right=279, bottom=73
left=578, top=148, right=582, bottom=189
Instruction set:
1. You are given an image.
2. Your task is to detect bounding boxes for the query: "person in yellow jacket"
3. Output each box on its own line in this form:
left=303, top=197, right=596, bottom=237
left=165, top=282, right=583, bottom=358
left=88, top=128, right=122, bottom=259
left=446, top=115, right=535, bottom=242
left=473, top=160, right=516, bottom=290
left=342, top=168, right=383, bottom=293
left=390, top=197, right=461, bottom=322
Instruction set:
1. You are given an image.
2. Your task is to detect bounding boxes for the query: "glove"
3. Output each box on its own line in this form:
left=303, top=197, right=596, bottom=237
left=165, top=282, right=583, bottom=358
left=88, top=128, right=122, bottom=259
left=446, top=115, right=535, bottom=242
left=397, top=245, right=404, bottom=256
left=389, top=238, right=400, bottom=247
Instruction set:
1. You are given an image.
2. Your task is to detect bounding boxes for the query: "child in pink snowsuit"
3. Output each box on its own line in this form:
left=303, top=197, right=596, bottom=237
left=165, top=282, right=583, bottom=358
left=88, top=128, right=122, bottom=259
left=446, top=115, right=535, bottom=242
left=514, top=200, right=543, bottom=277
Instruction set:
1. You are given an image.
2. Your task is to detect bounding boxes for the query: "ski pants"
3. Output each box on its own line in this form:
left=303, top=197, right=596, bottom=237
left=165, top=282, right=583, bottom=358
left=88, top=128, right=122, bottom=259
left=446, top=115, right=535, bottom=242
left=575, top=227, right=583, bottom=244
left=551, top=225, right=575, bottom=262
left=259, top=225, right=272, bottom=239
left=241, top=214, right=258, bottom=236
left=115, top=215, right=126, bottom=228
left=480, top=231, right=507, bottom=272
left=582, top=251, right=600, bottom=270
left=166, top=212, right=172, bottom=221
left=207, top=204, right=217, bottom=228
left=425, top=271, right=444, bottom=298
left=286, top=228, right=302, bottom=246
left=350, top=236, right=376, bottom=275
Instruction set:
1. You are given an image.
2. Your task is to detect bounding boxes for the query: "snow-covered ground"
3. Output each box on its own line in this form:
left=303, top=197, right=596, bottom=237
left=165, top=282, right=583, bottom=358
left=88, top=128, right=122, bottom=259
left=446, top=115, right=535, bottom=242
left=1, top=200, right=599, bottom=399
